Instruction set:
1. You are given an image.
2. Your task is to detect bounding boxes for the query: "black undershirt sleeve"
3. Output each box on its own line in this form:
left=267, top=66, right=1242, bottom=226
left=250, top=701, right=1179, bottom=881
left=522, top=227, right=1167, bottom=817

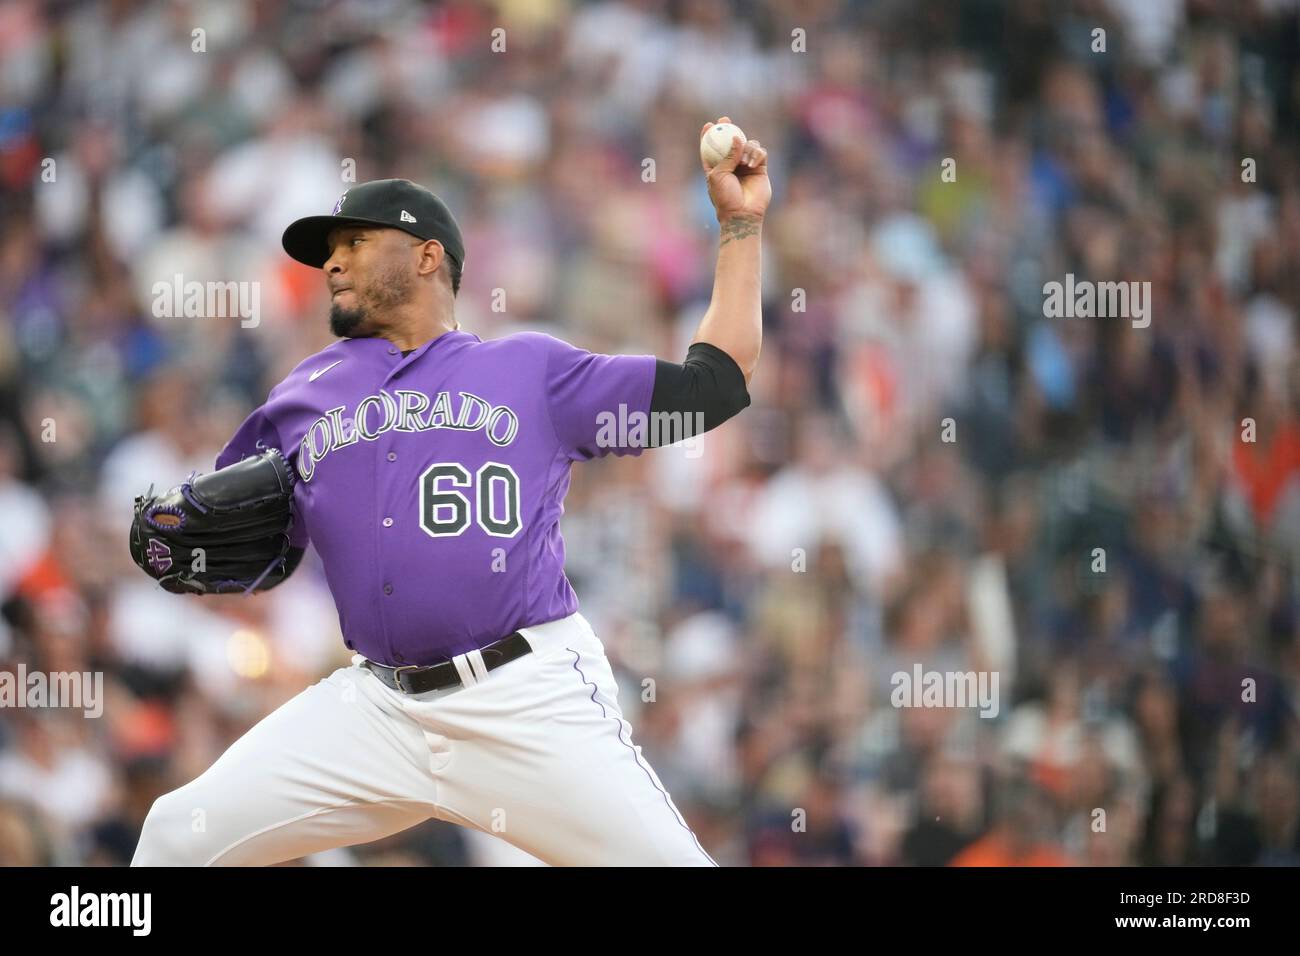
left=647, top=342, right=751, bottom=446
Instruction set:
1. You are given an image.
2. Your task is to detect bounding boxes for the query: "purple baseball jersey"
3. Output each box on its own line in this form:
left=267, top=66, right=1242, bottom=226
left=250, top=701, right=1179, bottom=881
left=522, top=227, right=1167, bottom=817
left=216, top=330, right=655, bottom=666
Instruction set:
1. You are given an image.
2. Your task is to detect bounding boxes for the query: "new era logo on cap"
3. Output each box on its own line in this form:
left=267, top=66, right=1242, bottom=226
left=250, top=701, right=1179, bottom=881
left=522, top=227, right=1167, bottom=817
left=400, top=210, right=417, bottom=223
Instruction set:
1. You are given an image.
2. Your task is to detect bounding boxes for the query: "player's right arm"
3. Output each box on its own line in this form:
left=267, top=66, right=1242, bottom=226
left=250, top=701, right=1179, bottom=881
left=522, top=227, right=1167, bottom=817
left=621, top=116, right=769, bottom=444
left=626, top=117, right=769, bottom=444
left=691, top=115, right=770, bottom=385
left=533, top=119, right=768, bottom=457
left=531, top=329, right=750, bottom=460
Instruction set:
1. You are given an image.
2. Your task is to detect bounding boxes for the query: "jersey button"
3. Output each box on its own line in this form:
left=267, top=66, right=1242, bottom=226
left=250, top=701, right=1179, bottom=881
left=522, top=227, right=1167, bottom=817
left=383, top=584, right=393, bottom=595
left=382, top=517, right=393, bottom=527
left=387, top=452, right=397, bottom=462
left=388, top=347, right=398, bottom=355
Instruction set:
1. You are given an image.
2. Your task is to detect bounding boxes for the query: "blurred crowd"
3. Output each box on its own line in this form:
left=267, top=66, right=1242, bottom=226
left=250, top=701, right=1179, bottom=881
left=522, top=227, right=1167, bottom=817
left=2, top=0, right=1299, bottom=866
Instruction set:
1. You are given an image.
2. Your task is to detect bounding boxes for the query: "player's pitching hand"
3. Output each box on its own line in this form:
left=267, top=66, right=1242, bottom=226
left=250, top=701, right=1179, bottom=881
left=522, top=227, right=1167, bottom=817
left=700, top=116, right=770, bottom=224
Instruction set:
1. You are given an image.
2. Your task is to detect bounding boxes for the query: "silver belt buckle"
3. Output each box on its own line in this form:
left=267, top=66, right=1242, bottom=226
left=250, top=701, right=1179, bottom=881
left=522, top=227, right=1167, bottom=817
left=389, top=663, right=422, bottom=695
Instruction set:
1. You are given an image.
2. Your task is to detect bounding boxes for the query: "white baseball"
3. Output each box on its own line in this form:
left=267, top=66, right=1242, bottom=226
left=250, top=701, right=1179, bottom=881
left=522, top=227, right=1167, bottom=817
left=700, top=122, right=746, bottom=168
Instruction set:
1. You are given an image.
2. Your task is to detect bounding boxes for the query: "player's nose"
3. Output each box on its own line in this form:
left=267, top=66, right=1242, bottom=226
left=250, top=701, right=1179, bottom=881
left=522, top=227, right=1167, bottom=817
left=322, top=242, right=349, bottom=274
left=323, top=259, right=349, bottom=283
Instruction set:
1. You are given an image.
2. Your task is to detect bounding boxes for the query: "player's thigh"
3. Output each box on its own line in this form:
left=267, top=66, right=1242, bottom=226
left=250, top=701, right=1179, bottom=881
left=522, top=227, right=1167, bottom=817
left=133, top=665, right=438, bottom=866
left=431, top=631, right=716, bottom=866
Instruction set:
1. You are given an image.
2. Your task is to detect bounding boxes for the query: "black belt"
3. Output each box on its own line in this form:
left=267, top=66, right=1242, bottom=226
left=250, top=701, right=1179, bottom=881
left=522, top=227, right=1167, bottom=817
left=363, top=632, right=532, bottom=695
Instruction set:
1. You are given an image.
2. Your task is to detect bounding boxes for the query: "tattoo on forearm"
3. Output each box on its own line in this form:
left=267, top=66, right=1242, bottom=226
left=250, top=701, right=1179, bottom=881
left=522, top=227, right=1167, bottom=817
left=719, top=215, right=762, bottom=246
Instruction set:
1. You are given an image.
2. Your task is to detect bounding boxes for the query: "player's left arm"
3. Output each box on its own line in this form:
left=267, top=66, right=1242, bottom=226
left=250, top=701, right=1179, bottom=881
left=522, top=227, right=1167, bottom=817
left=649, top=117, right=769, bottom=434
left=217, top=402, right=309, bottom=568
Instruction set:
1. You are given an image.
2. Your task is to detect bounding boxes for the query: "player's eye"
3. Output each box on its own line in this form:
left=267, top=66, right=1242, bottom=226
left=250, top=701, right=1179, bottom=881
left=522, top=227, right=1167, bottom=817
left=350, top=237, right=364, bottom=246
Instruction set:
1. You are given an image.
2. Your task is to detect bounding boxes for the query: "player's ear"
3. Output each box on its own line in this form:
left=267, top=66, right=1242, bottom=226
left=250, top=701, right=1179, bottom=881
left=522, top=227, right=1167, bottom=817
left=417, top=238, right=445, bottom=276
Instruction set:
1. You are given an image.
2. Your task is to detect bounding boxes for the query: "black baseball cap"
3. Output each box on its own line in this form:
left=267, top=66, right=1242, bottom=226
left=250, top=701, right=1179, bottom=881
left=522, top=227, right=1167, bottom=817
left=281, top=179, right=465, bottom=271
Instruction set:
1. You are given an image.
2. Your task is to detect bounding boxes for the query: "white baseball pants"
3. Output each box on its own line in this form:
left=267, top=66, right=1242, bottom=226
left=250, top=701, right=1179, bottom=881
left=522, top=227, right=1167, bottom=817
left=131, top=612, right=717, bottom=866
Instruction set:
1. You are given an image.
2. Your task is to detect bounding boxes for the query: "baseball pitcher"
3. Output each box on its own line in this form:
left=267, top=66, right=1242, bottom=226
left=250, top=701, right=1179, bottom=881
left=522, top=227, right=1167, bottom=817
left=129, top=119, right=769, bottom=866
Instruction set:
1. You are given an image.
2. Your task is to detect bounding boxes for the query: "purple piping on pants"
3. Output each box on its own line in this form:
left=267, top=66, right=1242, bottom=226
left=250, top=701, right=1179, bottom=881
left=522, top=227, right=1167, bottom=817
left=567, top=646, right=719, bottom=867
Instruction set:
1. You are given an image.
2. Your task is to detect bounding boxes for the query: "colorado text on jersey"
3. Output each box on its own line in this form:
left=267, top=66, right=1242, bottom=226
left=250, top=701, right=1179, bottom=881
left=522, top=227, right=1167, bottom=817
left=298, top=389, right=520, bottom=481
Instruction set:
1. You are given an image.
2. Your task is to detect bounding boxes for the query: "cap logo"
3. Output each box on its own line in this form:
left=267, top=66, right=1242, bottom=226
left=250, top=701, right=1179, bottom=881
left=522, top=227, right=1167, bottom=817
left=400, top=210, right=417, bottom=223
left=332, top=191, right=349, bottom=215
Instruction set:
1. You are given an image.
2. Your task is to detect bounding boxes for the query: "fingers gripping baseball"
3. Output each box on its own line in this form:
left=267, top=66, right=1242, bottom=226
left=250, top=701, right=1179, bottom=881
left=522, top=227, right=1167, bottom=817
left=700, top=116, right=771, bottom=223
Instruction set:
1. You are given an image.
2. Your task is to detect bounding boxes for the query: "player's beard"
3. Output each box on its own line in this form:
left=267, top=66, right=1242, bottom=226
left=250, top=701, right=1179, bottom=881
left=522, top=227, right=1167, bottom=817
left=329, top=261, right=416, bottom=338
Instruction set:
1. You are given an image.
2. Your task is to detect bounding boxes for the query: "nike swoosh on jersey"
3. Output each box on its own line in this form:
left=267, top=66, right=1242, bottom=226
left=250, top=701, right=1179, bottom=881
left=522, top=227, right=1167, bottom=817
left=309, top=360, right=343, bottom=382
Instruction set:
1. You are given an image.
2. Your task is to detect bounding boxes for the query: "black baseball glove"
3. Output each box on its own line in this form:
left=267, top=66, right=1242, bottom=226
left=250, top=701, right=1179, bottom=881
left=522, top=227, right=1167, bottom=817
left=129, top=447, right=303, bottom=595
